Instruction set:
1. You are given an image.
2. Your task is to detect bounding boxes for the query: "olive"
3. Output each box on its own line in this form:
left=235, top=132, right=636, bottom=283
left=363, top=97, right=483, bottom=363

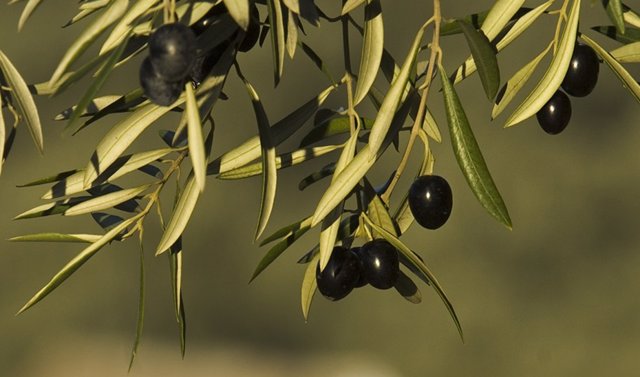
left=408, top=175, right=453, bottom=230
left=139, top=57, right=183, bottom=106
left=316, top=246, right=360, bottom=301
left=148, top=23, right=196, bottom=82
left=357, top=240, right=400, bottom=290
left=536, top=90, right=572, bottom=135
left=561, top=43, right=599, bottom=98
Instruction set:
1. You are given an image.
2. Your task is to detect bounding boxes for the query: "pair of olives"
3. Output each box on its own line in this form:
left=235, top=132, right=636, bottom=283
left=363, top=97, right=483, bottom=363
left=536, top=43, right=600, bottom=135
left=316, top=240, right=401, bottom=301
left=140, top=4, right=261, bottom=106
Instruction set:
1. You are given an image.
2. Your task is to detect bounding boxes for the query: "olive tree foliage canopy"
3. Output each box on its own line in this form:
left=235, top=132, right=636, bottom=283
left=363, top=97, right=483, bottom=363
left=0, top=0, right=638, bottom=366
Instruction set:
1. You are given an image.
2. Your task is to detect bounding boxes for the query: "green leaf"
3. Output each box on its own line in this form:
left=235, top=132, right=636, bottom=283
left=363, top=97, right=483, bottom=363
left=286, top=10, right=299, bottom=59
left=492, top=45, right=550, bottom=119
left=54, top=95, right=122, bottom=121
left=341, top=0, right=366, bottom=14
left=14, top=197, right=89, bottom=220
left=223, top=0, right=250, bottom=30
left=238, top=76, right=278, bottom=241
left=603, top=0, right=626, bottom=34
left=66, top=31, right=130, bottom=134
left=452, top=1, right=552, bottom=86
left=367, top=23, right=425, bottom=156
left=210, top=85, right=336, bottom=175
left=366, top=188, right=398, bottom=238
left=441, top=10, right=490, bottom=36
left=168, top=239, right=186, bottom=357
left=423, top=109, right=442, bottom=143
left=363, top=215, right=463, bottom=342
left=504, top=0, right=580, bottom=127
left=458, top=20, right=500, bottom=100
left=394, top=270, right=421, bottom=304
left=17, top=171, right=78, bottom=187
left=218, top=145, right=340, bottom=180
left=301, top=253, right=319, bottom=321
left=9, top=233, right=102, bottom=243
left=480, top=0, right=526, bottom=41
left=156, top=174, right=200, bottom=255
left=63, top=184, right=150, bottom=216
left=83, top=100, right=181, bottom=187
left=581, top=34, right=640, bottom=103
left=439, top=63, right=511, bottom=229
left=251, top=218, right=312, bottom=281
left=185, top=83, right=207, bottom=192
left=624, top=4, right=640, bottom=29
left=128, top=236, right=145, bottom=371
left=267, top=0, right=286, bottom=85
left=353, top=0, right=384, bottom=106
left=299, top=116, right=374, bottom=148
left=17, top=0, right=44, bottom=31
left=611, top=41, right=640, bottom=62
left=298, top=162, right=336, bottom=191
left=43, top=148, right=173, bottom=200
left=591, top=25, right=640, bottom=44
left=260, top=216, right=312, bottom=246
left=0, top=49, right=43, bottom=153
left=17, top=215, right=139, bottom=314
left=100, top=0, right=158, bottom=54
left=49, top=0, right=128, bottom=86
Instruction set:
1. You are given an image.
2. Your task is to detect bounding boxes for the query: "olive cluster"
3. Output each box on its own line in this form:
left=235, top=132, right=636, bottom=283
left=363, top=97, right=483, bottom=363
left=536, top=43, right=600, bottom=135
left=139, top=3, right=261, bottom=106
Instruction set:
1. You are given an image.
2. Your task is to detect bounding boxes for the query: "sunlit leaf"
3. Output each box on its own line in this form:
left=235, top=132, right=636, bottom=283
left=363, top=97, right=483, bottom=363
left=611, top=41, right=640, bottom=62
left=101, top=0, right=158, bottom=54
left=341, top=0, right=366, bottom=15
left=267, top=0, right=286, bottom=85
left=128, top=236, right=145, bottom=371
left=353, top=0, right=384, bottom=106
left=603, top=0, right=625, bottom=34
left=299, top=116, right=373, bottom=148
left=480, top=0, right=526, bottom=41
left=505, top=0, right=580, bottom=127
left=591, top=25, right=640, bottom=44
left=64, top=184, right=150, bottom=216
left=298, top=162, right=336, bottom=191
left=0, top=49, right=43, bottom=153
left=14, top=197, right=89, bottom=220
left=439, top=63, right=511, bottom=229
left=458, top=20, right=500, bottom=100
left=156, top=174, right=200, bottom=255
left=286, top=9, right=299, bottom=59
left=185, top=83, right=207, bottom=192
left=9, top=233, right=102, bottom=243
left=394, top=270, right=421, bottom=304
left=17, top=0, right=44, bottom=31
left=54, top=95, right=122, bottom=121
left=168, top=238, right=186, bottom=357
left=17, top=215, right=139, bottom=314
left=301, top=253, right=319, bottom=321
left=223, top=0, right=250, bottom=30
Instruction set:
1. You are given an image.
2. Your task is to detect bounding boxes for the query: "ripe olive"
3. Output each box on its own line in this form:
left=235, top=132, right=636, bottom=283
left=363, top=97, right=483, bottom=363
left=561, top=43, right=599, bottom=97
left=148, top=23, right=196, bottom=82
left=536, top=90, right=572, bottom=135
left=190, top=43, right=227, bottom=85
left=408, top=175, right=453, bottom=230
left=349, top=247, right=368, bottom=288
left=357, top=240, right=400, bottom=290
left=139, top=57, right=183, bottom=106
left=315, top=246, right=360, bottom=301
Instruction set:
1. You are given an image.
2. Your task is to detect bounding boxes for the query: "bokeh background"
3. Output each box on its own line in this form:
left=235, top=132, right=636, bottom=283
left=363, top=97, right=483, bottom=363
left=1, top=1, right=640, bottom=376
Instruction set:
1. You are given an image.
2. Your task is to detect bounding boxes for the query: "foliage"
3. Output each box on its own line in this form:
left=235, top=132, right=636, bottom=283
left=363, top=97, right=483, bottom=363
left=1, top=0, right=638, bottom=366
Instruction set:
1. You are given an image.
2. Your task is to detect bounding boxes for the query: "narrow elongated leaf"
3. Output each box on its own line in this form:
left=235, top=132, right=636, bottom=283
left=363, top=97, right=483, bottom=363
left=83, top=100, right=180, bottom=186
left=458, top=21, right=500, bottom=100
left=223, top=0, right=250, bottom=30
left=611, top=41, right=640, bottom=62
left=267, top=0, right=286, bottom=84
left=101, top=0, right=158, bottom=54
left=9, top=233, right=102, bottom=243
left=341, top=0, right=366, bottom=15
left=581, top=34, right=640, bottom=102
left=185, top=83, right=207, bottom=192
left=286, top=10, right=298, bottom=59
left=353, top=0, right=384, bottom=106
left=301, top=253, right=319, bottom=321
left=66, top=32, right=130, bottom=133
left=14, top=197, right=89, bottom=220
left=310, top=144, right=375, bottom=227
left=168, top=239, right=186, bottom=357
left=591, top=25, right=640, bottom=44
left=128, top=236, right=145, bottom=371
left=42, top=148, right=173, bottom=200
left=452, top=1, right=552, bottom=85
left=0, top=50, right=43, bottom=153
left=0, top=94, right=4, bottom=175
left=298, top=162, right=336, bottom=191
left=624, top=5, right=640, bottom=28
left=17, top=215, right=139, bottom=314
left=441, top=10, right=489, bottom=36
left=251, top=218, right=312, bottom=281
left=394, top=271, right=422, bottom=304
left=54, top=95, right=122, bottom=121
left=299, top=116, right=373, bottom=148
left=64, top=184, right=149, bottom=216
left=50, top=0, right=128, bottom=86
left=481, top=0, right=526, bottom=41
left=363, top=215, right=463, bottom=341
left=603, top=0, right=625, bottom=34
left=439, top=63, right=511, bottom=229
left=492, top=45, right=550, bottom=119
left=423, top=109, right=442, bottom=143
left=367, top=189, right=398, bottom=238
left=156, top=175, right=200, bottom=255
left=505, top=0, right=580, bottom=127
left=367, top=24, right=425, bottom=156
left=18, top=170, right=78, bottom=187
left=218, top=144, right=340, bottom=180
left=260, top=216, right=312, bottom=246
left=209, top=85, right=336, bottom=175
left=18, top=0, right=44, bottom=31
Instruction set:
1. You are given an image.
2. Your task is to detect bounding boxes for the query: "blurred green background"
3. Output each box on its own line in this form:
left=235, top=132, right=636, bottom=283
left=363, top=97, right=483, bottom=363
left=1, top=1, right=640, bottom=376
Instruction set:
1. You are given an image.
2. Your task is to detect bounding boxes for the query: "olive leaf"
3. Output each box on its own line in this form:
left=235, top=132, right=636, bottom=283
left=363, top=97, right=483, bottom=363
left=623, top=4, right=640, bottom=28
left=581, top=34, right=640, bottom=102
left=168, top=239, right=186, bottom=357
left=298, top=162, right=336, bottom=191
left=341, top=0, right=366, bottom=15
left=439, top=63, right=512, bottom=229
left=63, top=184, right=150, bottom=216
left=353, top=0, right=384, bottom=106
left=298, top=116, right=374, bottom=148
left=54, top=95, right=122, bottom=121
left=156, top=174, right=200, bottom=256
left=9, top=233, right=102, bottom=243
left=185, top=83, right=207, bottom=192
left=394, top=270, right=422, bottom=304
left=457, top=20, right=500, bottom=100
left=301, top=252, right=319, bottom=321
left=14, top=197, right=90, bottom=220
left=267, top=0, right=286, bottom=85
left=591, top=26, right=640, bottom=44
left=17, top=0, right=45, bottom=31
left=223, top=0, right=251, bottom=30
left=480, top=0, right=526, bottom=41
left=100, top=0, right=158, bottom=55
left=505, top=0, right=580, bottom=127
left=0, top=49, right=43, bottom=153
left=603, top=0, right=626, bottom=34
left=17, top=215, right=139, bottom=314
left=129, top=236, right=145, bottom=371
left=611, top=41, right=640, bottom=62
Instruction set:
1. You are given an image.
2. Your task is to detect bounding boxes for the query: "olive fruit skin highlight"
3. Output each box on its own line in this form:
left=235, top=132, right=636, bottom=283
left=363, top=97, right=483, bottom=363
left=408, top=175, right=453, bottom=230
